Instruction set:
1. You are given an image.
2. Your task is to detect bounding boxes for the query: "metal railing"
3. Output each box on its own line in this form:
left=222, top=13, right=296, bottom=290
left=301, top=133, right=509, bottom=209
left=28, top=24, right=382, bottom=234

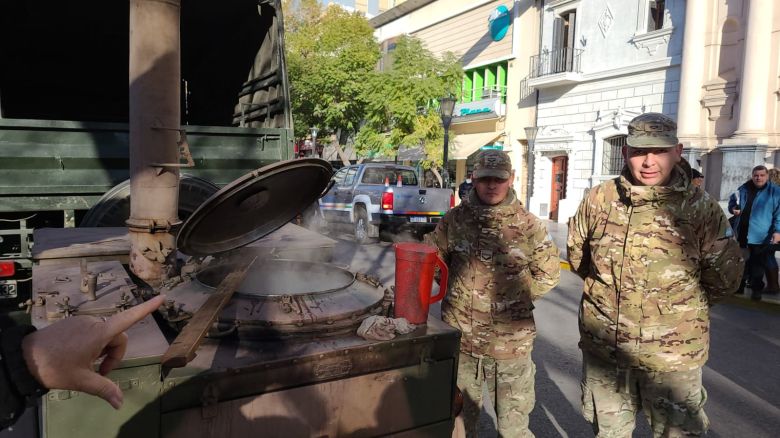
left=481, top=85, right=506, bottom=99
left=529, top=47, right=583, bottom=79
left=602, top=135, right=626, bottom=175
left=462, top=85, right=507, bottom=102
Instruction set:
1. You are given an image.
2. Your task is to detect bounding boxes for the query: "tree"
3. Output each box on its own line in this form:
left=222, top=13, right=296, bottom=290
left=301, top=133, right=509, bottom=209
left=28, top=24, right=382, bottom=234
left=355, top=36, right=462, bottom=173
left=283, top=1, right=380, bottom=160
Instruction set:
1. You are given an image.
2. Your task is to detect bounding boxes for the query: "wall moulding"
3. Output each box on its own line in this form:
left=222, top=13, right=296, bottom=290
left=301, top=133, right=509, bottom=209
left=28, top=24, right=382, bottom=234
left=547, top=0, right=581, bottom=16
left=598, top=3, right=615, bottom=38
left=701, top=75, right=738, bottom=121
left=630, top=26, right=673, bottom=55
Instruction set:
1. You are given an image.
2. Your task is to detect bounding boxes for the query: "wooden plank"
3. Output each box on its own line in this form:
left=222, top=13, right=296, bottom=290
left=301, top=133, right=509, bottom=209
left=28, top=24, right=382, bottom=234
left=161, top=258, right=256, bottom=369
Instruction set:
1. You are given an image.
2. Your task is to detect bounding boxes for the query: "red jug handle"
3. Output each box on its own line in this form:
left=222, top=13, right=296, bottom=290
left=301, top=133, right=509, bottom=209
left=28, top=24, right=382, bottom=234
left=429, top=254, right=448, bottom=304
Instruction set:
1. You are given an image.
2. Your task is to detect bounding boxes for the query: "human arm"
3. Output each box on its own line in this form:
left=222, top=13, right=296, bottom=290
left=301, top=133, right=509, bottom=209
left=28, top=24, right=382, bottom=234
left=700, top=202, right=744, bottom=304
left=0, top=295, right=165, bottom=425
left=528, top=221, right=560, bottom=300
left=423, top=212, right=451, bottom=265
left=0, top=322, right=40, bottom=430
left=772, top=187, right=780, bottom=243
left=567, top=196, right=594, bottom=280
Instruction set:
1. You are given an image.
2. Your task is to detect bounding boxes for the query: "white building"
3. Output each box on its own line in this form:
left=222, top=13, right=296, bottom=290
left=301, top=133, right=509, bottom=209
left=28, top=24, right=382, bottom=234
left=527, top=0, right=685, bottom=222
left=677, top=0, right=780, bottom=202
left=371, top=0, right=540, bottom=202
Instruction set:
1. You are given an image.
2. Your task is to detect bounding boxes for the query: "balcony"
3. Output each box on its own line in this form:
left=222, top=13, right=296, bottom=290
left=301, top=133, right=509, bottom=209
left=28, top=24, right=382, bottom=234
left=527, top=48, right=584, bottom=89
left=453, top=87, right=507, bottom=123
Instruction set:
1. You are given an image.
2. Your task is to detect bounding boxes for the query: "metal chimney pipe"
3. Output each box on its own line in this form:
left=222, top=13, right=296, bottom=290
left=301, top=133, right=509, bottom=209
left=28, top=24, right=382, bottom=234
left=128, top=0, right=182, bottom=287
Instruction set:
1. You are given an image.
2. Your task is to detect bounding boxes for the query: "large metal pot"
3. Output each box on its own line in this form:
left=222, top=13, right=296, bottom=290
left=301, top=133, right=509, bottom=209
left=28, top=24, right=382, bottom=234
left=185, top=258, right=388, bottom=339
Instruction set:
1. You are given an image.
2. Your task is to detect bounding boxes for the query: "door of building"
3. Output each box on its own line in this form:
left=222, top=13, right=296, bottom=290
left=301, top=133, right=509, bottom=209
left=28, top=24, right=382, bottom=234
left=550, top=156, right=568, bottom=221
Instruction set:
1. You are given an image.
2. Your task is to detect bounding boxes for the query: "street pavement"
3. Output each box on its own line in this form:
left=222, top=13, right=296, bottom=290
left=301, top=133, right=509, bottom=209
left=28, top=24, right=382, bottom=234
left=329, top=227, right=780, bottom=438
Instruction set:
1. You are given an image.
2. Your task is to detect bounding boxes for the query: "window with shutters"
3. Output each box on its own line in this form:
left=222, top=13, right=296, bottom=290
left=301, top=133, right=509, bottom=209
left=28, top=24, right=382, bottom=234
left=647, top=0, right=665, bottom=32
left=630, top=0, right=673, bottom=55
left=530, top=9, right=582, bottom=78
left=602, top=135, right=626, bottom=175
left=554, top=10, right=576, bottom=53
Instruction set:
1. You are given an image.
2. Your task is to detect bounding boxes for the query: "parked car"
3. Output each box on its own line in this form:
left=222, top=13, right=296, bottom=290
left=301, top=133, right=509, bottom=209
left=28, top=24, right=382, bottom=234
left=315, top=163, right=453, bottom=243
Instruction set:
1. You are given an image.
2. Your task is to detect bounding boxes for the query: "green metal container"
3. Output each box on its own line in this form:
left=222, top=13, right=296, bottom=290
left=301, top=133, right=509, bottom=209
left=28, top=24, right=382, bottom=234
left=0, top=119, right=294, bottom=213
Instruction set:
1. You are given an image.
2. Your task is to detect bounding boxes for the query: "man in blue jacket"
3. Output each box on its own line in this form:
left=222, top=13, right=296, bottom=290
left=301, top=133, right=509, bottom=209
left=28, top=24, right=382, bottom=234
left=728, top=165, right=780, bottom=300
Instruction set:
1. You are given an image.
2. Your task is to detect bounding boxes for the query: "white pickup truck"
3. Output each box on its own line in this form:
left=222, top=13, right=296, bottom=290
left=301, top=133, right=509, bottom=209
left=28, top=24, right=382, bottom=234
left=315, top=163, right=453, bottom=243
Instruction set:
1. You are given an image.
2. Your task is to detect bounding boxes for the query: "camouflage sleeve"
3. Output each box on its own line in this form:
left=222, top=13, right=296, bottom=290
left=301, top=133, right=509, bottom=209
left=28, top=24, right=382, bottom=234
left=529, top=219, right=560, bottom=300
left=423, top=211, right=451, bottom=265
left=567, top=195, right=594, bottom=280
left=700, top=200, right=744, bottom=304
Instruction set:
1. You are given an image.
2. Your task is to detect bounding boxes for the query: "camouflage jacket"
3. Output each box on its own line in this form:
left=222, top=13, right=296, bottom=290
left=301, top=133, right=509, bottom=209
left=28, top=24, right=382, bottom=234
left=567, top=161, right=743, bottom=372
left=425, top=189, right=560, bottom=359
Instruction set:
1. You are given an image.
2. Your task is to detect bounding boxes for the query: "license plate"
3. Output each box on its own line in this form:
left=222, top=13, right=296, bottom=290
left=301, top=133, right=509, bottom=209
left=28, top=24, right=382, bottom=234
left=0, top=280, right=18, bottom=299
left=409, top=216, right=427, bottom=223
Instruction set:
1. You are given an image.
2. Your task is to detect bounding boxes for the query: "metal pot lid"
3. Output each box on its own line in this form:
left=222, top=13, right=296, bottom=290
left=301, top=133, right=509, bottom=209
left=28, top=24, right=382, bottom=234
left=177, top=158, right=333, bottom=256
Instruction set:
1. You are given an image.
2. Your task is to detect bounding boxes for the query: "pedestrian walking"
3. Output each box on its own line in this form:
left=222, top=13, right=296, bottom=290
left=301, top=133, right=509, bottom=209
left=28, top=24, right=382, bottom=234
left=425, top=150, right=560, bottom=437
left=728, top=165, right=780, bottom=300
left=458, top=171, right=474, bottom=202
left=567, top=113, right=743, bottom=437
left=764, top=168, right=780, bottom=294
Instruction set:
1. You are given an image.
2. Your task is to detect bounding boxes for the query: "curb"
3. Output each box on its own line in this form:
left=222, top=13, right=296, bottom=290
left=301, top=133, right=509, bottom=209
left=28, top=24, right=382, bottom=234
left=559, top=258, right=780, bottom=313
left=722, top=294, right=780, bottom=314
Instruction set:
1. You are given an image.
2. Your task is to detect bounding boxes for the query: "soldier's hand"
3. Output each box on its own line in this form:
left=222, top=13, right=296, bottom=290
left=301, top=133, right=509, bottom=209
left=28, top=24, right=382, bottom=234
left=732, top=209, right=741, bottom=216
left=21, top=295, right=165, bottom=409
left=772, top=232, right=780, bottom=244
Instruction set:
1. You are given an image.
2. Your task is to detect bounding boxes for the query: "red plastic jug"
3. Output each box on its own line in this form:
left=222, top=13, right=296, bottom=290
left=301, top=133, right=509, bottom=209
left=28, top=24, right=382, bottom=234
left=393, top=242, right=448, bottom=324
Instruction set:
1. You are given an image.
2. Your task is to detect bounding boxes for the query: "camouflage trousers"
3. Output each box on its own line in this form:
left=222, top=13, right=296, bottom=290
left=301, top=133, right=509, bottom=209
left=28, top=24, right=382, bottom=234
left=581, top=351, right=709, bottom=438
left=457, top=353, right=535, bottom=438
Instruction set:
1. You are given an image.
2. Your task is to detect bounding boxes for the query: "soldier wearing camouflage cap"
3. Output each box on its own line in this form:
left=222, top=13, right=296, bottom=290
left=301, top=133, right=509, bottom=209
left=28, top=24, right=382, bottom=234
left=425, top=149, right=560, bottom=437
left=567, top=113, right=743, bottom=437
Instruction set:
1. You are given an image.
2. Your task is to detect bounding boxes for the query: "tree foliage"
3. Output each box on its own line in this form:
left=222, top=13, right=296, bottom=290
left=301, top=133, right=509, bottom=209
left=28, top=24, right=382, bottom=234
left=355, top=36, right=462, bottom=169
left=283, top=0, right=380, bottom=141
left=282, top=3, right=462, bottom=169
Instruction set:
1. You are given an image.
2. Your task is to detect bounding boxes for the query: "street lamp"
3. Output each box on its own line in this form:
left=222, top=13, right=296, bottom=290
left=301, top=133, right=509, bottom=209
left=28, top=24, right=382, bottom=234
left=524, top=126, right=540, bottom=206
left=310, top=126, right=319, bottom=158
left=439, top=96, right=456, bottom=186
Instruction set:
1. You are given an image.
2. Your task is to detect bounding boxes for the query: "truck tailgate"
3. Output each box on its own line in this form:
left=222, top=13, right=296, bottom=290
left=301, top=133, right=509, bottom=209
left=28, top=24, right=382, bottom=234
left=391, top=188, right=450, bottom=217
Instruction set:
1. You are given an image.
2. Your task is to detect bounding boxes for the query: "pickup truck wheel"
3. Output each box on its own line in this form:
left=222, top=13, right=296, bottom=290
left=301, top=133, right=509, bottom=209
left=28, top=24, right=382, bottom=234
left=354, top=207, right=375, bottom=244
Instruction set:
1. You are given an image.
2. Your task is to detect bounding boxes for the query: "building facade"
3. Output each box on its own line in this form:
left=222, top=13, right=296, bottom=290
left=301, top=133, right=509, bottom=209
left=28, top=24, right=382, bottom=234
left=678, top=0, right=780, bottom=202
left=371, top=0, right=540, bottom=202
left=527, top=0, right=685, bottom=222
left=325, top=0, right=400, bottom=16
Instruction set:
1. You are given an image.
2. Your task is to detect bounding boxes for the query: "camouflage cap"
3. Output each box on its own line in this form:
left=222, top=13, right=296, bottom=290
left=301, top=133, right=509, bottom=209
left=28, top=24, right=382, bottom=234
left=473, top=149, right=512, bottom=179
left=627, top=112, right=679, bottom=148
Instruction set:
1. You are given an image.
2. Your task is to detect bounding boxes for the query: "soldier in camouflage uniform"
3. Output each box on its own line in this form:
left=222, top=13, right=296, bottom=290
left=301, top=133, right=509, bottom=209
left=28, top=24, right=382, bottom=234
left=567, top=113, right=744, bottom=437
left=425, top=150, right=560, bottom=437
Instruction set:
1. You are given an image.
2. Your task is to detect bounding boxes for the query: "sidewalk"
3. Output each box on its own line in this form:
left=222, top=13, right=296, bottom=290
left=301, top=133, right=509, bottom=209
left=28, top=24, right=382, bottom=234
left=544, top=220, right=780, bottom=311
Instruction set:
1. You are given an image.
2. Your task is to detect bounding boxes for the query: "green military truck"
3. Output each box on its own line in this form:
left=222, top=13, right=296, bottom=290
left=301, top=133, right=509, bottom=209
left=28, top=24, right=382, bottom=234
left=0, top=0, right=294, bottom=311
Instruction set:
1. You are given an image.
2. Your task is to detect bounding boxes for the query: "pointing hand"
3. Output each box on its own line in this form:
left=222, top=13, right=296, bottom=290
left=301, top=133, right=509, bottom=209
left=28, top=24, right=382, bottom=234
left=21, top=295, right=166, bottom=409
